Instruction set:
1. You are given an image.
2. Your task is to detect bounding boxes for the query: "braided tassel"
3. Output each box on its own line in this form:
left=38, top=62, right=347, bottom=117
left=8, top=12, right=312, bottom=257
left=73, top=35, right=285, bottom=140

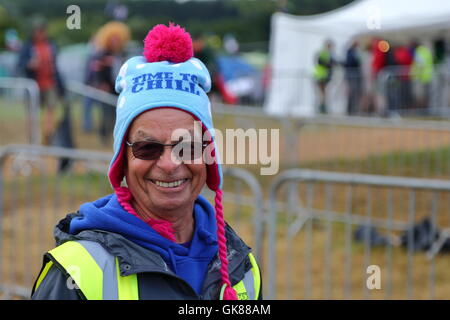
left=215, top=189, right=238, bottom=300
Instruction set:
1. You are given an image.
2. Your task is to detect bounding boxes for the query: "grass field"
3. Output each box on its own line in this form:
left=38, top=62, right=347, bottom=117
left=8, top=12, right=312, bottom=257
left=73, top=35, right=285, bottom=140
left=1, top=95, right=450, bottom=299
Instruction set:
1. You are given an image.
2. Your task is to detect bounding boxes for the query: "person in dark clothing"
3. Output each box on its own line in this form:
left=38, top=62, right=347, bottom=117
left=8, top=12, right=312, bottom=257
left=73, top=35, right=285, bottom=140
left=81, top=38, right=98, bottom=133
left=383, top=44, right=401, bottom=113
left=344, top=41, right=362, bottom=115
left=433, top=38, right=446, bottom=65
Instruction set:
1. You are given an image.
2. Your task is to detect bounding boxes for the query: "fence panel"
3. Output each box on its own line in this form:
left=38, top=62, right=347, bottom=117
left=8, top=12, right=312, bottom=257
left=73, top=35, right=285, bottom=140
left=2, top=78, right=447, bottom=180
left=0, top=77, right=40, bottom=145
left=0, top=144, right=264, bottom=299
left=267, top=169, right=450, bottom=300
left=45, top=79, right=450, bottom=179
left=267, top=65, right=450, bottom=118
left=294, top=116, right=450, bottom=179
left=213, top=104, right=450, bottom=179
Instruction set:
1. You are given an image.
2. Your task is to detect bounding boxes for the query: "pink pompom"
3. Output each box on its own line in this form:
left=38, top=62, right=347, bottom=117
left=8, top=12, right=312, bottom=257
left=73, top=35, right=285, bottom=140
left=143, top=23, right=193, bottom=63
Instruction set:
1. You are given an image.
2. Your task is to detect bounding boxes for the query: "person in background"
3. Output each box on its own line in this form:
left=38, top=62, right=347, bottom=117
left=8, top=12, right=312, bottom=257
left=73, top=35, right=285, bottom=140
left=432, top=38, right=447, bottom=108
left=357, top=40, right=374, bottom=115
left=313, top=39, right=335, bottom=114
left=193, top=34, right=237, bottom=105
left=393, top=44, right=414, bottom=110
left=90, top=21, right=130, bottom=145
left=17, top=19, right=65, bottom=145
left=193, top=34, right=219, bottom=97
left=433, top=38, right=446, bottom=65
left=410, top=41, right=434, bottom=109
left=370, top=38, right=387, bottom=115
left=5, top=28, right=22, bottom=52
left=383, top=43, right=401, bottom=113
left=81, top=36, right=99, bottom=133
left=344, top=40, right=362, bottom=115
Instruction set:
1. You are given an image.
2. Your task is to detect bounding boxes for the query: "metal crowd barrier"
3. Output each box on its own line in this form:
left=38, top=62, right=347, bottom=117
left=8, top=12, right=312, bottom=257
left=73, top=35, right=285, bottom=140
left=213, top=103, right=450, bottom=179
left=267, top=169, right=450, bottom=300
left=0, top=77, right=40, bottom=145
left=268, top=65, right=450, bottom=118
left=203, top=166, right=265, bottom=262
left=61, top=81, right=450, bottom=179
left=293, top=115, right=450, bottom=179
left=379, top=65, right=450, bottom=117
left=0, top=144, right=265, bottom=299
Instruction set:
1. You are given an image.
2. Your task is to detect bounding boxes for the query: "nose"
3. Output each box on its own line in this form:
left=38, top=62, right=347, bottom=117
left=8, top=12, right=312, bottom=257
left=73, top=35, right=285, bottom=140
left=155, top=145, right=181, bottom=173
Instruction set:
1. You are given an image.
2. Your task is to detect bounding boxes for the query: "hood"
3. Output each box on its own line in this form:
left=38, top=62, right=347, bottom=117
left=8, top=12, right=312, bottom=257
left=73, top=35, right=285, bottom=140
left=58, top=193, right=219, bottom=295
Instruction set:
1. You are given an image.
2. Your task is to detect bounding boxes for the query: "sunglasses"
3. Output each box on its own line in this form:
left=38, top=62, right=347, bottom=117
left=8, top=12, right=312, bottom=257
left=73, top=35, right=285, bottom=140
left=126, top=139, right=210, bottom=162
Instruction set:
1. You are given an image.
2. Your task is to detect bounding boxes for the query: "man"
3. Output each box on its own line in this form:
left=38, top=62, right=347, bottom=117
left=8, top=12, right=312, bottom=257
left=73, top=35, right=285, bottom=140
left=17, top=19, right=65, bottom=145
left=31, top=24, right=261, bottom=300
left=313, top=40, right=335, bottom=114
left=89, top=21, right=130, bottom=143
left=344, top=40, right=362, bottom=115
left=411, top=41, right=434, bottom=108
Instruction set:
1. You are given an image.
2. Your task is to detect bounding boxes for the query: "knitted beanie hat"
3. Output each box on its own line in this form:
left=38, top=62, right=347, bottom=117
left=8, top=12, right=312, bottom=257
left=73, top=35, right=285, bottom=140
left=107, top=23, right=237, bottom=300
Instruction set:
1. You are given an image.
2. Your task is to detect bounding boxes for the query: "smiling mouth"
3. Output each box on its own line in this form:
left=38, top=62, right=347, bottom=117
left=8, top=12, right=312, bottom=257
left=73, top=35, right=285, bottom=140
left=149, top=179, right=188, bottom=188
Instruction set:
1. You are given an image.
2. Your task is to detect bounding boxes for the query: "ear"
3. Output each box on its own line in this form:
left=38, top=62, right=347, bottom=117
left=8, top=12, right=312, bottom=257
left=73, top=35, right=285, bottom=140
left=121, top=152, right=129, bottom=188
left=123, top=146, right=129, bottom=172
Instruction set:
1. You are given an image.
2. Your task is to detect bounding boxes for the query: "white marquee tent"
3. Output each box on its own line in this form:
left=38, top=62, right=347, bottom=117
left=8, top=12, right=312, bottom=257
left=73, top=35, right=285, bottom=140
left=265, top=0, right=450, bottom=116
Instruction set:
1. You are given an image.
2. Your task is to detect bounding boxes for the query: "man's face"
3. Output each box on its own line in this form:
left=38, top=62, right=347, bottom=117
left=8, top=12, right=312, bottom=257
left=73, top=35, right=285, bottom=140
left=124, top=108, right=207, bottom=216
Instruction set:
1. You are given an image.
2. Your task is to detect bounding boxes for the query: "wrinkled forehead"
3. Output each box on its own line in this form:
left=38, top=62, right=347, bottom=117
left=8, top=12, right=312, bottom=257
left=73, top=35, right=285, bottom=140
left=127, top=107, right=204, bottom=142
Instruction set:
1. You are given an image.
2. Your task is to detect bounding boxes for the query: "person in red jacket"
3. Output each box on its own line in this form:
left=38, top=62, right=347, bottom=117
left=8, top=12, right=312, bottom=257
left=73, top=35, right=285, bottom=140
left=369, top=38, right=387, bottom=114
left=371, top=38, right=386, bottom=80
left=393, top=45, right=413, bottom=109
left=17, top=20, right=65, bottom=145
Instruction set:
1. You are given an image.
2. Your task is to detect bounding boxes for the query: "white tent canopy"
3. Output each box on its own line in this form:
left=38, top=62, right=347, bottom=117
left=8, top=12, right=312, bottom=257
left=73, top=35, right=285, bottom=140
left=265, top=0, right=450, bottom=116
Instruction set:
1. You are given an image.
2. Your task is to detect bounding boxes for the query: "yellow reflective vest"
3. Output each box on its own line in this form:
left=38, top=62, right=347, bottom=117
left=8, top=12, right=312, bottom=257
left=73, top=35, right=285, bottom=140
left=33, top=240, right=261, bottom=300
left=411, top=45, right=434, bottom=84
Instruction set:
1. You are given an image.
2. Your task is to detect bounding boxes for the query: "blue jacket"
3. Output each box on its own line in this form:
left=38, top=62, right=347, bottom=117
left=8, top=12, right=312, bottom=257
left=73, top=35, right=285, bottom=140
left=70, top=193, right=219, bottom=294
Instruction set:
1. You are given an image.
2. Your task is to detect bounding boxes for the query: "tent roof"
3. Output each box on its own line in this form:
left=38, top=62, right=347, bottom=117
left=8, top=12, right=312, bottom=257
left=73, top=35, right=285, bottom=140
left=277, top=0, right=450, bottom=38
left=265, top=0, right=450, bottom=116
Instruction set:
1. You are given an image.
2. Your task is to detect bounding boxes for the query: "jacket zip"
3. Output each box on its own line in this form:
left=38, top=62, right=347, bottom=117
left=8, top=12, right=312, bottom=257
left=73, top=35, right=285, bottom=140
left=127, top=249, right=250, bottom=300
left=138, top=269, right=201, bottom=299
left=201, top=249, right=250, bottom=296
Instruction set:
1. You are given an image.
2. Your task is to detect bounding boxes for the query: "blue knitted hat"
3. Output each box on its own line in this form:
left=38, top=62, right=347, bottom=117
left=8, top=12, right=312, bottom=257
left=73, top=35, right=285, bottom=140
left=108, top=24, right=222, bottom=191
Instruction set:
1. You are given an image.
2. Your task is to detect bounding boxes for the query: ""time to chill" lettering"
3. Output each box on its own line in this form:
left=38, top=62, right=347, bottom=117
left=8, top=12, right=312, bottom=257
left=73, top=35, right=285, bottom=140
left=131, top=72, right=200, bottom=96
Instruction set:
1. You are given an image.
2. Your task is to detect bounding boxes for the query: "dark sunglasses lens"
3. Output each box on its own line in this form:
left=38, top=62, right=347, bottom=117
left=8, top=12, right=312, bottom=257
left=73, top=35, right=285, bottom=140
left=132, top=141, right=163, bottom=160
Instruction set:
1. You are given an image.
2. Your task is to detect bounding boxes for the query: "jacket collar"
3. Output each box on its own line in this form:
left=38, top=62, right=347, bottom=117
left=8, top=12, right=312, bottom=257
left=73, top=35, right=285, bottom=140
left=54, top=213, right=251, bottom=278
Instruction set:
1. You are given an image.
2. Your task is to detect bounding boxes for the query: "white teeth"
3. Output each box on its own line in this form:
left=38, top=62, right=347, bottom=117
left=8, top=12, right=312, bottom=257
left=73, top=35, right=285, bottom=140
left=154, top=179, right=186, bottom=188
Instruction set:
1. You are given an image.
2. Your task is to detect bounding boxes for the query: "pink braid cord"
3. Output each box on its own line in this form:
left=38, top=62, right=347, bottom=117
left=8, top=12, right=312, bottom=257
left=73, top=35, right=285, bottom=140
left=114, top=186, right=176, bottom=242
left=215, top=189, right=238, bottom=300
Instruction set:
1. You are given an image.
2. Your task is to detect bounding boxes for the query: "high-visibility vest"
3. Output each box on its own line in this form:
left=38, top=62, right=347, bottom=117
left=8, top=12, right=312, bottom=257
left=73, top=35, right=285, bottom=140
left=411, top=45, right=434, bottom=84
left=313, top=49, right=332, bottom=81
left=33, top=240, right=261, bottom=300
